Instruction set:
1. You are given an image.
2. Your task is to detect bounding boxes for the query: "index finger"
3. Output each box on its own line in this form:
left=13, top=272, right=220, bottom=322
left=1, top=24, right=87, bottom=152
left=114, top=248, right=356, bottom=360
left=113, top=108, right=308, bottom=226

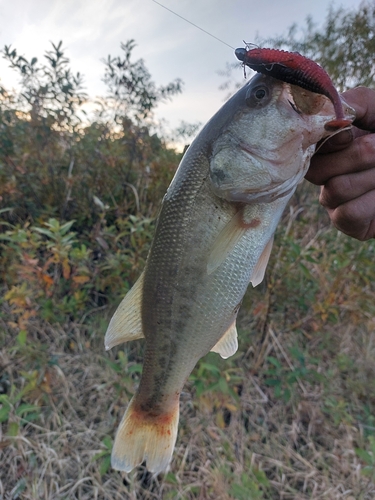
left=313, top=86, right=375, bottom=155
left=306, top=87, right=375, bottom=184
left=343, top=87, right=375, bottom=132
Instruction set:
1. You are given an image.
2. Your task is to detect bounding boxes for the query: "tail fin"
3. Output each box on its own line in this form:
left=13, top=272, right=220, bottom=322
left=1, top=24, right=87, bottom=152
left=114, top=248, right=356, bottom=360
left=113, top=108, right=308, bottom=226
left=111, top=396, right=180, bottom=474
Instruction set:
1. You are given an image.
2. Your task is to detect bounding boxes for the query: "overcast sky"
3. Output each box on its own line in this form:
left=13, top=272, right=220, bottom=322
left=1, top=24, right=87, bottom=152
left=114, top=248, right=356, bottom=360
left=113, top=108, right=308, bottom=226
left=0, top=0, right=363, bottom=138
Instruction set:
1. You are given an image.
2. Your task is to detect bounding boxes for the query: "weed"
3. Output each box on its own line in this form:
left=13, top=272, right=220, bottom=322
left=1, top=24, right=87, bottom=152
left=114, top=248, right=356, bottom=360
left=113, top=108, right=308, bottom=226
left=356, top=436, right=375, bottom=482
left=92, top=436, right=113, bottom=476
left=1, top=28, right=375, bottom=499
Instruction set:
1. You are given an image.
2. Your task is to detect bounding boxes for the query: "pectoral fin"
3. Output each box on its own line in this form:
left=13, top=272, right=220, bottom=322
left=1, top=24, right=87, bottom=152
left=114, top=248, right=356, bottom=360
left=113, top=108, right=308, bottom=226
left=104, top=272, right=145, bottom=350
left=250, top=235, right=274, bottom=287
left=207, top=210, right=247, bottom=275
left=211, top=319, right=238, bottom=359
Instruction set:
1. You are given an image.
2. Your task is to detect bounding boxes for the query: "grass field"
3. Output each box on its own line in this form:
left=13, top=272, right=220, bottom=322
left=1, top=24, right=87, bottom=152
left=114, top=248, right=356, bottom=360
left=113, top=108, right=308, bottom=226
left=1, top=182, right=375, bottom=499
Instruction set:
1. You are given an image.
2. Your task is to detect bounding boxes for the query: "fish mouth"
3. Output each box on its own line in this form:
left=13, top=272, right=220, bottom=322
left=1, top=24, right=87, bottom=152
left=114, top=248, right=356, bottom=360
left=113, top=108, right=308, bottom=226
left=287, top=84, right=355, bottom=131
left=324, top=97, right=355, bottom=130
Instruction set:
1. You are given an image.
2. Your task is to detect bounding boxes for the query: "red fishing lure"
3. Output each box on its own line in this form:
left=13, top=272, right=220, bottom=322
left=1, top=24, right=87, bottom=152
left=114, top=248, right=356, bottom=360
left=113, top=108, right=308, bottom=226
left=235, top=47, right=351, bottom=130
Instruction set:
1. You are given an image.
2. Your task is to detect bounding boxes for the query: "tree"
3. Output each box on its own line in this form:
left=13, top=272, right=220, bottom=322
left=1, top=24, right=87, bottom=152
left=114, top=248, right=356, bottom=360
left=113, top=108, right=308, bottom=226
left=266, top=1, right=375, bottom=91
left=0, top=40, right=182, bottom=225
left=101, top=39, right=183, bottom=123
left=0, top=42, right=86, bottom=221
left=2, top=41, right=87, bottom=130
left=220, top=1, right=375, bottom=95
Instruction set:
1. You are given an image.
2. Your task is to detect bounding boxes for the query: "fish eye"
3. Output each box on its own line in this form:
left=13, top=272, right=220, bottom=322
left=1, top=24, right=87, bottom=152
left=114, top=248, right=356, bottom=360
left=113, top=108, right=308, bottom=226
left=245, top=84, right=271, bottom=108
left=255, top=88, right=266, bottom=99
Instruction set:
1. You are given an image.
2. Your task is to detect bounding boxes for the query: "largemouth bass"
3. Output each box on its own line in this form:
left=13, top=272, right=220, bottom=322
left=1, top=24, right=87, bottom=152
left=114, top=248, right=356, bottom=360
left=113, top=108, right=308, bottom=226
left=105, top=72, right=354, bottom=474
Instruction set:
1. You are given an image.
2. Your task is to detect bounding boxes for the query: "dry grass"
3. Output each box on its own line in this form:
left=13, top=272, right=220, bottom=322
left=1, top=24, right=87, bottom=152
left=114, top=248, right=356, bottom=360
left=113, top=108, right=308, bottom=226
left=1, top=189, right=375, bottom=499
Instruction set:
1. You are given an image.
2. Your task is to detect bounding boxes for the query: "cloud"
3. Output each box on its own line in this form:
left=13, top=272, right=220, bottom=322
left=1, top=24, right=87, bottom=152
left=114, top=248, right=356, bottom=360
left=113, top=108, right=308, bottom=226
left=0, top=0, right=364, bottom=131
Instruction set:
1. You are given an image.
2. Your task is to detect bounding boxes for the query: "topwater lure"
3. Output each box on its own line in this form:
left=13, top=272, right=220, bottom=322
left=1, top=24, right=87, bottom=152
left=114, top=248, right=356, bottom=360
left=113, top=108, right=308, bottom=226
left=235, top=47, right=351, bottom=130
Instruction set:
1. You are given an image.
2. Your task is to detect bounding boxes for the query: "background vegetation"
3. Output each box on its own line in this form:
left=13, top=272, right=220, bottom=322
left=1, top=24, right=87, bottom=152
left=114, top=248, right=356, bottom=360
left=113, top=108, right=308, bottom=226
left=1, top=2, right=375, bottom=498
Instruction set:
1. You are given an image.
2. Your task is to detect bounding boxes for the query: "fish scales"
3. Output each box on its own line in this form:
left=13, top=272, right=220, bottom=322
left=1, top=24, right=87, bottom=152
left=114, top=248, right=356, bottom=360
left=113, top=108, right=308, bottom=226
left=140, top=152, right=244, bottom=397
left=105, top=71, right=355, bottom=473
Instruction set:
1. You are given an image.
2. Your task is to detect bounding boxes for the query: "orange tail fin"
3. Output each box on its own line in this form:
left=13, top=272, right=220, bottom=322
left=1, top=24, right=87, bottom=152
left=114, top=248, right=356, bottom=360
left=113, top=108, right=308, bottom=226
left=111, top=396, right=179, bottom=474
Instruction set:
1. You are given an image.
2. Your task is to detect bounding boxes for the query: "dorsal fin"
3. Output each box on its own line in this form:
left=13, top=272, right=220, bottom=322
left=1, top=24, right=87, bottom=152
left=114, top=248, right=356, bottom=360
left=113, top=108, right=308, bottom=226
left=104, top=272, right=145, bottom=350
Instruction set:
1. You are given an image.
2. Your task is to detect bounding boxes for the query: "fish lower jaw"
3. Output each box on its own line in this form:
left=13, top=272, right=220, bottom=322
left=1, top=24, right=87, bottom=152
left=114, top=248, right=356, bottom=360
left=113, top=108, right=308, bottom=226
left=225, top=182, right=297, bottom=203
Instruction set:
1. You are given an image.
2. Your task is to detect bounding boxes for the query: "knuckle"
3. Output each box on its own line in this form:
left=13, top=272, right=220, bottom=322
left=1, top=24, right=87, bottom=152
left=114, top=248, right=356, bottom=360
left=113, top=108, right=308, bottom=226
left=328, top=174, right=353, bottom=196
left=331, top=197, right=373, bottom=240
left=354, top=135, right=375, bottom=166
left=335, top=203, right=360, bottom=226
left=319, top=175, right=353, bottom=208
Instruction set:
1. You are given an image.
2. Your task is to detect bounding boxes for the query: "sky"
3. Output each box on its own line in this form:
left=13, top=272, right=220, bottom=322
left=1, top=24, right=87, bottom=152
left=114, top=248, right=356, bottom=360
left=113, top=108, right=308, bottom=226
left=0, top=0, right=364, bottom=140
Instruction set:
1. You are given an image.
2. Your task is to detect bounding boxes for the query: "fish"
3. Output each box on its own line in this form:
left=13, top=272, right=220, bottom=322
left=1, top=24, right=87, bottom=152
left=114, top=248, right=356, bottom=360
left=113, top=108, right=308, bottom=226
left=105, top=66, right=354, bottom=474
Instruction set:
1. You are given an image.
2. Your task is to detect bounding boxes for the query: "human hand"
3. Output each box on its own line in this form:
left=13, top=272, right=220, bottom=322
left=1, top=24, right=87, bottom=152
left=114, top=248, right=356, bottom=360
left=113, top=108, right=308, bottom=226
left=306, top=87, right=375, bottom=240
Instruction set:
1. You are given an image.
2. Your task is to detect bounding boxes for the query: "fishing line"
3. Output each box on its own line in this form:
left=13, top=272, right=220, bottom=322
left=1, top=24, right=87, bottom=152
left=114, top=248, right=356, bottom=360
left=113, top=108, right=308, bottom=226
left=152, top=0, right=235, bottom=50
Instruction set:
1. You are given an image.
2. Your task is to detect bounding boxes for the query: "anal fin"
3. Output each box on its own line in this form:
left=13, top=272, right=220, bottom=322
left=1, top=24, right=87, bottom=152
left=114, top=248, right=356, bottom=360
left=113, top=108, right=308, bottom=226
left=104, top=271, right=145, bottom=350
left=211, top=319, right=238, bottom=359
